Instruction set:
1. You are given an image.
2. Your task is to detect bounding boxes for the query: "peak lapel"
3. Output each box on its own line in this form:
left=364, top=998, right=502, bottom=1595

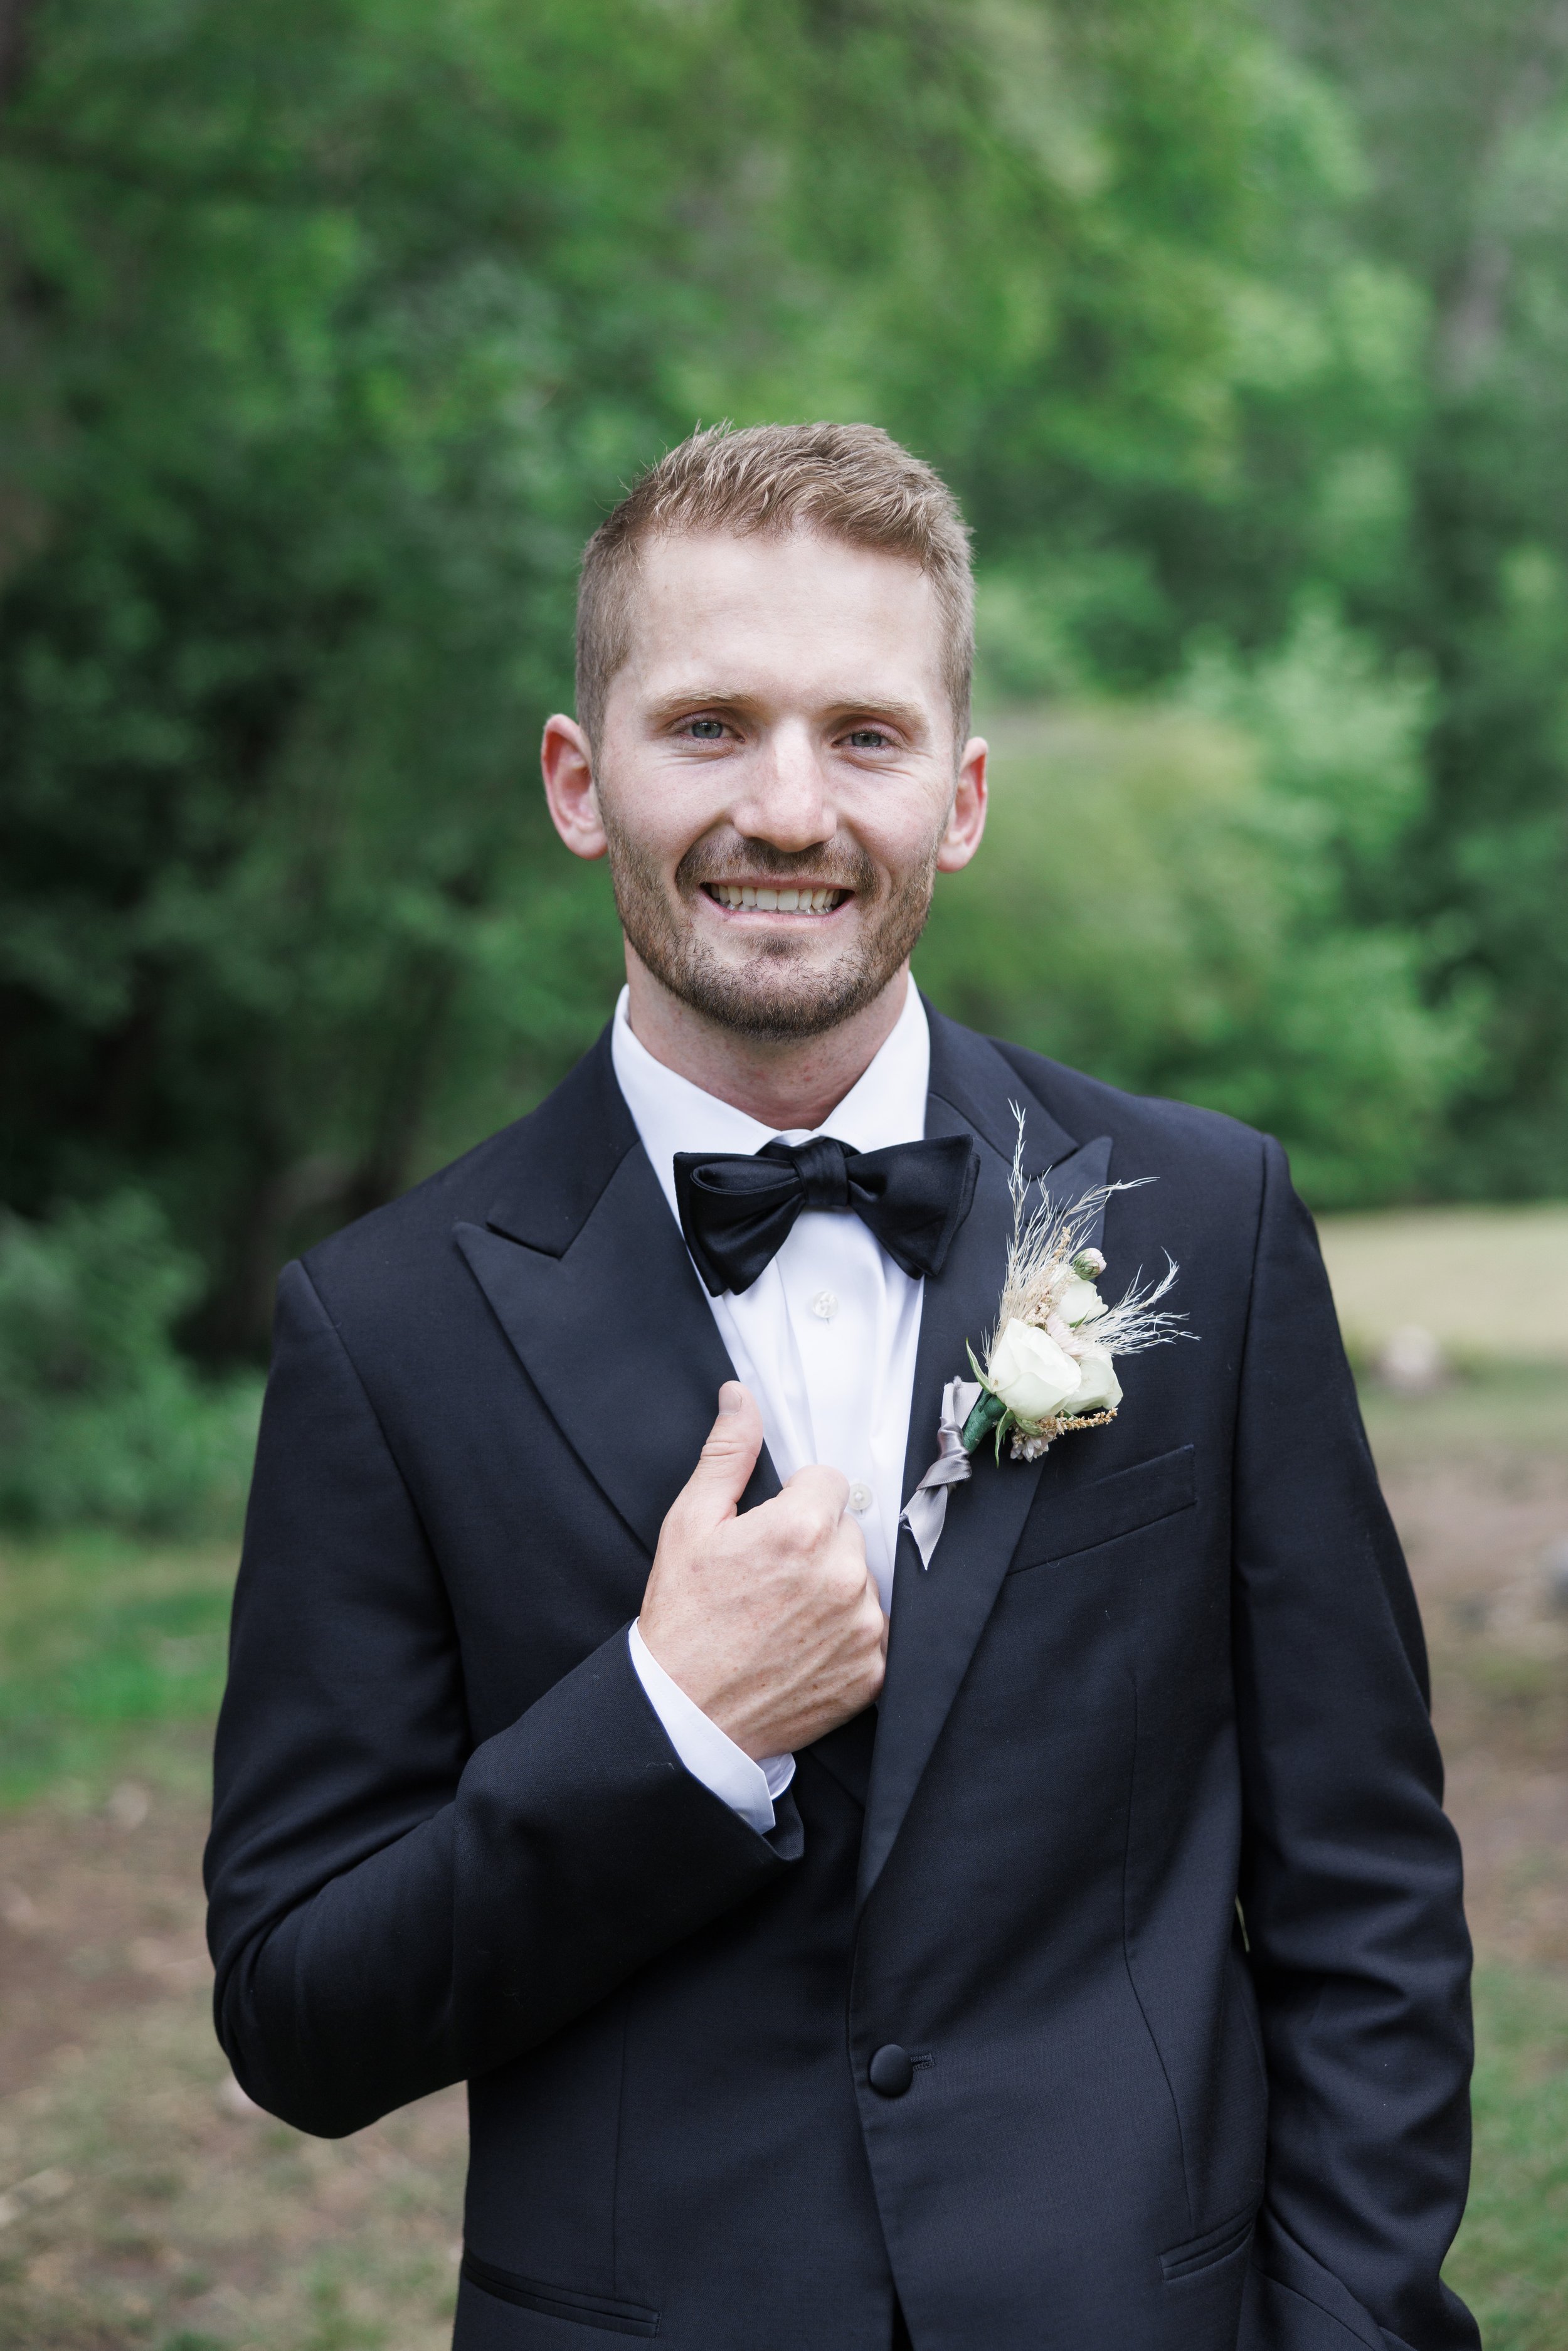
left=456, top=1034, right=777, bottom=1561
left=859, top=1019, right=1112, bottom=1906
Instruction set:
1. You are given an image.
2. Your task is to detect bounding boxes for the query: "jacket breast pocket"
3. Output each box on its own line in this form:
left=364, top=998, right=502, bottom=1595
left=1007, top=1443, right=1197, bottom=1574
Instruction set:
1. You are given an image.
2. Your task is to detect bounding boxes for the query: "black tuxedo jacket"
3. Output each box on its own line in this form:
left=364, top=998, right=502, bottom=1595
left=206, top=1008, right=1477, bottom=2351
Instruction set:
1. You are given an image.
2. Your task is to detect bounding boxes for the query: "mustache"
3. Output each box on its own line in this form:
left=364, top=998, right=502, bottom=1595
left=675, top=831, right=878, bottom=894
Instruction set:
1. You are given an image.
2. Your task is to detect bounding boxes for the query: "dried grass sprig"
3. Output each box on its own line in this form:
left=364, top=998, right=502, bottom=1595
left=958, top=1107, right=1193, bottom=1460
left=984, top=1106, right=1191, bottom=1366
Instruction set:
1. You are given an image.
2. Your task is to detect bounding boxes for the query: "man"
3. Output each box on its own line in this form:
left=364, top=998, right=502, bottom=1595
left=206, top=422, right=1478, bottom=2351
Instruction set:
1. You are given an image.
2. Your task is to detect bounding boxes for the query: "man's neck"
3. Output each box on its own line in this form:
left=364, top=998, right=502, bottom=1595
left=623, top=953, right=911, bottom=1132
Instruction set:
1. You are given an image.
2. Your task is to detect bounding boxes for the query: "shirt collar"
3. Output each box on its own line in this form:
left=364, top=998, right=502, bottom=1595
left=611, top=979, right=931, bottom=1222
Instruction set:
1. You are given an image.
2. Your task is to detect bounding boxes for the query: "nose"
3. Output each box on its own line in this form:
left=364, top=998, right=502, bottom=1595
left=727, top=719, right=835, bottom=854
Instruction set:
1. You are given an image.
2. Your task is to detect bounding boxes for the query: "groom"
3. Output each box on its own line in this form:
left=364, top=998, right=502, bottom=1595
left=206, top=422, right=1477, bottom=2350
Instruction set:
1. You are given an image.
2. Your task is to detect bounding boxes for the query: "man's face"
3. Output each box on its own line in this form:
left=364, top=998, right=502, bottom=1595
left=555, top=529, right=986, bottom=1042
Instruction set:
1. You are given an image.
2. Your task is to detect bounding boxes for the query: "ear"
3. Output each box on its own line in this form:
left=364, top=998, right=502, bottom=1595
left=541, top=714, right=608, bottom=861
left=936, top=735, right=988, bottom=873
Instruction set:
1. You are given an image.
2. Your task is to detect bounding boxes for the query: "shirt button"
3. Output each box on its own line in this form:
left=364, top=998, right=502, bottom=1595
left=848, top=1482, right=873, bottom=1514
left=810, top=1290, right=839, bottom=1320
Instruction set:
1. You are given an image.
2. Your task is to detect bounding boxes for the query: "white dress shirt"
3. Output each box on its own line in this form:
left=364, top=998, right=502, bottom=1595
left=613, top=981, right=930, bottom=1832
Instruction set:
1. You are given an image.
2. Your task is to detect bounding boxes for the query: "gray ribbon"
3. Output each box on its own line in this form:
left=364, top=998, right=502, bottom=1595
left=899, top=1377, right=983, bottom=1568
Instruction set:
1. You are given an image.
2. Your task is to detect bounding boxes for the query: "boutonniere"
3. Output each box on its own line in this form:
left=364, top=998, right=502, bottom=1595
left=901, top=1109, right=1189, bottom=1566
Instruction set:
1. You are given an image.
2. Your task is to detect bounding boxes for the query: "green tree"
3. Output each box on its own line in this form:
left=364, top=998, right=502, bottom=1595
left=0, top=0, right=1312, bottom=1356
left=0, top=1190, right=259, bottom=1527
left=1281, top=0, right=1568, bottom=1195
left=920, top=600, right=1471, bottom=1203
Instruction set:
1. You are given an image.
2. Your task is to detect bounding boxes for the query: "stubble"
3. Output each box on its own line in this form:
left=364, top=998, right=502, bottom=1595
left=598, top=809, right=941, bottom=1043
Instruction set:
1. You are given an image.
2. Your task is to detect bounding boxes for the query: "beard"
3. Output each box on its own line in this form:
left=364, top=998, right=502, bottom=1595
left=598, top=811, right=941, bottom=1043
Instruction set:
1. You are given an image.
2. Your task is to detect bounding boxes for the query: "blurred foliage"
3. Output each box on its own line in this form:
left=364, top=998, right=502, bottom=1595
left=0, top=0, right=1293, bottom=1362
left=1279, top=0, right=1568, bottom=1197
left=0, top=1192, right=260, bottom=1527
left=0, top=0, right=1564, bottom=1441
left=918, top=603, right=1474, bottom=1204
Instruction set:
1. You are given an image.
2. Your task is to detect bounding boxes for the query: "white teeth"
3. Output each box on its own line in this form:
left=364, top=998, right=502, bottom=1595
left=709, top=883, right=845, bottom=911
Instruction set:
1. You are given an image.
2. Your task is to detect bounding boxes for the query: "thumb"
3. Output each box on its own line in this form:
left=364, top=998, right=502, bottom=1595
left=682, top=1381, right=765, bottom=1524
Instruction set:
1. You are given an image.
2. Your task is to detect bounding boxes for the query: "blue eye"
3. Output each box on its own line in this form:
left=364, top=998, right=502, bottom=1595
left=846, top=728, right=889, bottom=749
left=688, top=718, right=725, bottom=740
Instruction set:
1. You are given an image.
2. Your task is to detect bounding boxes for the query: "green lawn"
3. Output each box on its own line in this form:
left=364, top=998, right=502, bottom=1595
left=0, top=1529, right=236, bottom=1807
left=1449, top=1966, right=1568, bottom=2347
left=1319, top=1201, right=1568, bottom=1369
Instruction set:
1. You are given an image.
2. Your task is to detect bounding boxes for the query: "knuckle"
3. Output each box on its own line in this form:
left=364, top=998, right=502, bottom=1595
left=778, top=1499, right=817, bottom=1552
left=796, top=1464, right=847, bottom=1510
left=835, top=1545, right=868, bottom=1594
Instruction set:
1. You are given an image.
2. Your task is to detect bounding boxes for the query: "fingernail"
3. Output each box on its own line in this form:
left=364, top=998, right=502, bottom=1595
left=718, top=1382, right=744, bottom=1416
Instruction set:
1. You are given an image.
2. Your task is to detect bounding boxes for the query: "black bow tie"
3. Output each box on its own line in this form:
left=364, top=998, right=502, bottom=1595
left=673, top=1132, right=980, bottom=1297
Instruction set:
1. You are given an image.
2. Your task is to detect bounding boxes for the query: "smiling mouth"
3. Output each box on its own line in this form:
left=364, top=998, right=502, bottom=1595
left=702, top=884, right=850, bottom=914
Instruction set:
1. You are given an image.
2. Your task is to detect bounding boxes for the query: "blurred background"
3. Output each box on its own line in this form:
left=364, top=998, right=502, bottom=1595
left=0, top=0, right=1565, bottom=2343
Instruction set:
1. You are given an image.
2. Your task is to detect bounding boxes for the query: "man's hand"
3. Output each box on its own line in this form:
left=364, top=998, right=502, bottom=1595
left=638, top=1382, right=887, bottom=1760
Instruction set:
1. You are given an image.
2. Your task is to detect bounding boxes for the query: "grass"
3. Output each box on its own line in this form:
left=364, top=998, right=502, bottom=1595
left=0, top=1531, right=236, bottom=1808
left=1319, top=1200, right=1568, bottom=1369
left=0, top=1973, right=468, bottom=2351
left=1359, top=1358, right=1568, bottom=1470
left=1446, top=1965, right=1568, bottom=2348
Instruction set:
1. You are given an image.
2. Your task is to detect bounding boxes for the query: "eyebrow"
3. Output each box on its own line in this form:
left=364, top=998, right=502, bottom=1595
left=645, top=688, right=930, bottom=735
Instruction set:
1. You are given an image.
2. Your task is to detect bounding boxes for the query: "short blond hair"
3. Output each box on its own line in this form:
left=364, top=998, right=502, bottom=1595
left=575, top=421, right=974, bottom=747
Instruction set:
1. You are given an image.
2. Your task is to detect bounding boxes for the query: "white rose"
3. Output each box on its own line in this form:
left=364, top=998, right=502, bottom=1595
left=1056, top=1275, right=1106, bottom=1327
left=985, top=1319, right=1083, bottom=1423
left=1064, top=1342, right=1122, bottom=1415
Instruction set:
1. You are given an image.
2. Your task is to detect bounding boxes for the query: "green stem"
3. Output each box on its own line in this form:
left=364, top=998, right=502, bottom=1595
left=960, top=1388, right=1007, bottom=1453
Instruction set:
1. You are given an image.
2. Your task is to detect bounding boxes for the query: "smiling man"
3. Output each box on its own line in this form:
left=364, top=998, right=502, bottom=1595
left=206, top=424, right=1478, bottom=2351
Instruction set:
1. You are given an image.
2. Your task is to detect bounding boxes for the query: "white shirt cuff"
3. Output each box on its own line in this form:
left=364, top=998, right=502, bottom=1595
left=627, top=1622, right=795, bottom=1835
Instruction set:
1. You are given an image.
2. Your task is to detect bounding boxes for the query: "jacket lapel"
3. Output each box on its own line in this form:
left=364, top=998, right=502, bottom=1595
left=455, top=1033, right=778, bottom=1562
left=455, top=1012, right=1107, bottom=1877
left=858, top=1013, right=1112, bottom=1906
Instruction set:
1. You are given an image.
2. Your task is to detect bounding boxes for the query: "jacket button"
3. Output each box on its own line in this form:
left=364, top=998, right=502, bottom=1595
left=868, top=2044, right=914, bottom=2097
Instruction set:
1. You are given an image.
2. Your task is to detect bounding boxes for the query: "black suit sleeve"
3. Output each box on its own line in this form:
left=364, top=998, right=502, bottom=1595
left=204, top=1260, right=800, bottom=2139
left=1232, top=1138, right=1478, bottom=2351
